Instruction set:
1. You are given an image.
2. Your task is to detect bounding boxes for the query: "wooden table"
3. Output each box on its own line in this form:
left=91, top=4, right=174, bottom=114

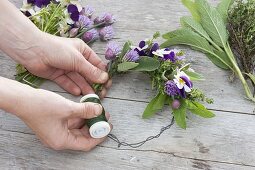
left=1, top=0, right=255, bottom=169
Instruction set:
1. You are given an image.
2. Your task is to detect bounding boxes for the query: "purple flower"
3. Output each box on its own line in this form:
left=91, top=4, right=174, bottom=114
left=82, top=29, right=99, bottom=43
left=35, top=0, right=50, bottom=8
left=80, top=5, right=94, bottom=18
left=173, top=70, right=193, bottom=98
left=69, top=27, right=79, bottom=38
left=105, top=42, right=121, bottom=60
left=164, top=49, right=186, bottom=62
left=67, top=4, right=79, bottom=22
left=99, top=26, right=114, bottom=41
left=164, top=80, right=179, bottom=96
left=94, top=13, right=115, bottom=25
left=123, top=49, right=140, bottom=62
left=75, top=15, right=93, bottom=28
left=164, top=51, right=175, bottom=62
left=134, top=41, right=147, bottom=56
left=149, top=43, right=159, bottom=57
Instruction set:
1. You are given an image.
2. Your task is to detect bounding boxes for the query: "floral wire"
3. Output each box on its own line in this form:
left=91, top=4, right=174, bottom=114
left=107, top=116, right=175, bottom=148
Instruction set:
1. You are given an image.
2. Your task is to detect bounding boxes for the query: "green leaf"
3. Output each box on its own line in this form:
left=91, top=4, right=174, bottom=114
left=120, top=41, right=132, bottom=58
left=173, top=100, right=187, bottom=129
left=162, top=28, right=192, bottom=39
left=207, top=50, right=232, bottom=70
left=186, top=100, right=215, bottom=118
left=180, top=16, right=211, bottom=41
left=181, top=0, right=200, bottom=22
left=117, top=62, right=139, bottom=72
left=184, top=71, right=204, bottom=81
left=161, top=29, right=232, bottom=70
left=161, top=29, right=213, bottom=53
left=217, top=0, right=234, bottom=23
left=245, top=73, right=255, bottom=85
left=132, top=57, right=160, bottom=72
left=143, top=93, right=167, bottom=119
left=195, top=0, right=228, bottom=48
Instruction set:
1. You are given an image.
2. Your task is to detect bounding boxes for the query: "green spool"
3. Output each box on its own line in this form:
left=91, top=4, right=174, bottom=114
left=80, top=94, right=111, bottom=138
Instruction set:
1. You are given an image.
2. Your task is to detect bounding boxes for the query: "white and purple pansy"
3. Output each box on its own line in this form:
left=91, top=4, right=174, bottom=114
left=132, top=40, right=149, bottom=56
left=173, top=69, right=193, bottom=98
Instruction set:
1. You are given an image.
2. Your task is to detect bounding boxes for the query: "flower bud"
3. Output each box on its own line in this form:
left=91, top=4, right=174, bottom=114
left=172, top=99, right=181, bottom=109
left=69, top=28, right=79, bottom=38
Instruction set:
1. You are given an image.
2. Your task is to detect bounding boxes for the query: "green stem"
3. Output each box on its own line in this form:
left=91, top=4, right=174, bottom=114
left=75, top=22, right=106, bottom=38
left=224, top=43, right=255, bottom=102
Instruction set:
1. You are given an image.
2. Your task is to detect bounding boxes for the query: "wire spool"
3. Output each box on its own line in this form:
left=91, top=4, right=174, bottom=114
left=80, top=94, right=111, bottom=138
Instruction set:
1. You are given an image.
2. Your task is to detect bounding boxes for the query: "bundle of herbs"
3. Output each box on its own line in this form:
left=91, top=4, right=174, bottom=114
left=228, top=0, right=255, bottom=94
left=161, top=0, right=255, bottom=102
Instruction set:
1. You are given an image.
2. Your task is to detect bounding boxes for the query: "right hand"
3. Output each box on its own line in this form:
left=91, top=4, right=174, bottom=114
left=17, top=88, right=112, bottom=151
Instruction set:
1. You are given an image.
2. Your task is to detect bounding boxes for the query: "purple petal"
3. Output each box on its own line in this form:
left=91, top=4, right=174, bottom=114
left=180, top=76, right=192, bottom=88
left=70, top=11, right=80, bottom=22
left=35, top=0, right=50, bottom=8
left=179, top=88, right=186, bottom=98
left=149, top=43, right=159, bottom=56
left=164, top=51, right=175, bottom=62
left=139, top=41, right=146, bottom=48
left=68, top=4, right=78, bottom=13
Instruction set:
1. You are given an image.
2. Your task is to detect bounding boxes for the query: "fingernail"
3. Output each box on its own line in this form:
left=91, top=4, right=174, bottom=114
left=94, top=104, right=102, bottom=116
left=100, top=72, right=109, bottom=82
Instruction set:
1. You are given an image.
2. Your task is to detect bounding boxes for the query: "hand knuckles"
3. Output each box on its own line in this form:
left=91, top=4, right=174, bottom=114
left=49, top=140, right=65, bottom=150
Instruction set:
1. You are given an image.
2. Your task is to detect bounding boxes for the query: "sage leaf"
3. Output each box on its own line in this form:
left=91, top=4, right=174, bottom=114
left=181, top=0, right=200, bottom=22
left=161, top=29, right=232, bottom=70
left=217, top=0, right=234, bottom=23
left=186, top=100, right=215, bottom=118
left=161, top=29, right=213, bottom=53
left=133, top=57, right=160, bottom=72
left=195, top=0, right=228, bottom=48
left=117, top=62, right=139, bottom=72
left=162, top=28, right=192, bottom=40
left=143, top=93, right=167, bottom=119
left=180, top=16, right=211, bottom=41
left=120, top=41, right=132, bottom=58
left=184, top=70, right=204, bottom=81
left=180, top=16, right=223, bottom=51
left=173, top=100, right=187, bottom=129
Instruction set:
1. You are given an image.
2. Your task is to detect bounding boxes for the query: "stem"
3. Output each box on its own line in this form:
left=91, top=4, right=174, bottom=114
left=75, top=22, right=106, bottom=38
left=224, top=43, right=255, bottom=102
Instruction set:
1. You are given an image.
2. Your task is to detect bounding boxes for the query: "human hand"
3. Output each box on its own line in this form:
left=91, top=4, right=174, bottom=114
left=17, top=88, right=112, bottom=151
left=15, top=32, right=111, bottom=97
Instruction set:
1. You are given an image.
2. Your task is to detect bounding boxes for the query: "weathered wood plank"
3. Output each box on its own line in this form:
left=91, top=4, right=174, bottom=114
left=1, top=93, right=255, bottom=166
left=1, top=130, right=253, bottom=170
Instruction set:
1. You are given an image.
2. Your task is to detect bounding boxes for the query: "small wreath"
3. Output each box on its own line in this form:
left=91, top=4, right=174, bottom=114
left=94, top=32, right=214, bottom=129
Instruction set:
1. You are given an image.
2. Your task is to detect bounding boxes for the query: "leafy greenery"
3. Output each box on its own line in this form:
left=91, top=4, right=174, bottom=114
left=133, top=57, right=160, bottom=72
left=142, top=93, right=167, bottom=119
left=162, top=0, right=255, bottom=102
left=173, top=100, right=187, bottom=129
left=228, top=0, right=255, bottom=92
left=117, top=62, right=139, bottom=72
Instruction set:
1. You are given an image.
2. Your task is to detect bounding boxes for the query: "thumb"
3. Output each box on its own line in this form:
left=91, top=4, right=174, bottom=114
left=69, top=102, right=103, bottom=119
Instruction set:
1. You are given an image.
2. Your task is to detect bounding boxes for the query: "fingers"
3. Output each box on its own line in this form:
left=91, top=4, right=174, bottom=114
left=69, top=102, right=103, bottom=119
left=65, top=129, right=107, bottom=151
left=68, top=118, right=85, bottom=129
left=73, top=38, right=107, bottom=70
left=53, top=74, right=81, bottom=95
left=66, top=72, right=94, bottom=95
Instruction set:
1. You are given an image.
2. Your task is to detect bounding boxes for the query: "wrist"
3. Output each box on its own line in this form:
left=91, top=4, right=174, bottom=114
left=0, top=77, right=36, bottom=117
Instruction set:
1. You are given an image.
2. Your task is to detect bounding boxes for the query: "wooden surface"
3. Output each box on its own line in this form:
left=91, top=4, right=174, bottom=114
left=0, top=0, right=255, bottom=169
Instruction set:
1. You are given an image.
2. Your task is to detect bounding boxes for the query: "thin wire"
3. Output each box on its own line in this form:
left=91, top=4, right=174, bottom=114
left=107, top=117, right=175, bottom=148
